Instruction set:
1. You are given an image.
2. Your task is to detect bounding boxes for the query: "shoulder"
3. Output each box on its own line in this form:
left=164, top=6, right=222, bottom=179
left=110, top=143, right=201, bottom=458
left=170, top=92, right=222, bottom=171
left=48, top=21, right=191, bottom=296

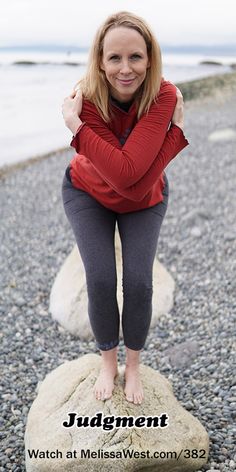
left=80, top=98, right=105, bottom=123
left=152, top=78, right=177, bottom=107
left=156, top=78, right=177, bottom=98
left=82, top=98, right=99, bottom=113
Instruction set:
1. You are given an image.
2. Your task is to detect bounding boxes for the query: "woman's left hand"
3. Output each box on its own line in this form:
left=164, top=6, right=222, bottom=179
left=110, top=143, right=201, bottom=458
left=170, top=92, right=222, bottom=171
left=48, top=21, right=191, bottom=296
left=171, top=87, right=184, bottom=130
left=62, top=89, right=83, bottom=134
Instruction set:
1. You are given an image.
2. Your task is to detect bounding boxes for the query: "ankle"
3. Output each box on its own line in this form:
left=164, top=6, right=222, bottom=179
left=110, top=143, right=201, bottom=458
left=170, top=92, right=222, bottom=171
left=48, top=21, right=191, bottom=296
left=125, top=347, right=141, bottom=369
left=100, top=361, right=118, bottom=372
left=100, top=348, right=118, bottom=367
left=125, top=363, right=140, bottom=371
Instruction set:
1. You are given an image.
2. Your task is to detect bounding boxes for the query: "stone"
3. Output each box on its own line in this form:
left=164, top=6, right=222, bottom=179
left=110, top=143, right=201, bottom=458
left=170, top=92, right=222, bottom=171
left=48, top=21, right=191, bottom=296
left=24, top=353, right=209, bottom=472
left=208, top=128, right=236, bottom=142
left=162, top=341, right=199, bottom=368
left=190, top=227, right=202, bottom=238
left=49, top=231, right=175, bottom=340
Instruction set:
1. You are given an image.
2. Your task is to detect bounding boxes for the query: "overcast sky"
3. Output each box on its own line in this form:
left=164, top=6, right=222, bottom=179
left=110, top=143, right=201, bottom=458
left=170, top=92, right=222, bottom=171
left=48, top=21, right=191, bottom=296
left=1, top=0, right=235, bottom=48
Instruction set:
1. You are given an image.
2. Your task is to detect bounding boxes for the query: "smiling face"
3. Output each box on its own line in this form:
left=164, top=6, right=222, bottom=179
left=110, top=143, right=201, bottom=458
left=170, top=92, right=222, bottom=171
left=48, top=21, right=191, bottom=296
left=100, top=26, right=150, bottom=102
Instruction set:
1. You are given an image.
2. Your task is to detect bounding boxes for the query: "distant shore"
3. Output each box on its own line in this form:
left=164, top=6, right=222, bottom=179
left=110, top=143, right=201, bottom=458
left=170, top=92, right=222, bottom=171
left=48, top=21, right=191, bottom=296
left=1, top=70, right=236, bottom=179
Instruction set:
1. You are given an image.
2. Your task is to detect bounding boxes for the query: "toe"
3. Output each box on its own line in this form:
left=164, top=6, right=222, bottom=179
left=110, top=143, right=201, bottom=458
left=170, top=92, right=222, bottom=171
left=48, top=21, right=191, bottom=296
left=134, top=395, right=139, bottom=404
left=126, top=394, right=133, bottom=402
left=138, top=394, right=143, bottom=404
left=106, top=387, right=112, bottom=399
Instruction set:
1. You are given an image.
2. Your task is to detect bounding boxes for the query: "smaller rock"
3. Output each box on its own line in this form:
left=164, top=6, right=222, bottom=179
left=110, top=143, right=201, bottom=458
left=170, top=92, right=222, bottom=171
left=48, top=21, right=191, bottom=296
left=208, top=128, right=236, bottom=142
left=163, top=340, right=199, bottom=368
left=190, top=227, right=202, bottom=238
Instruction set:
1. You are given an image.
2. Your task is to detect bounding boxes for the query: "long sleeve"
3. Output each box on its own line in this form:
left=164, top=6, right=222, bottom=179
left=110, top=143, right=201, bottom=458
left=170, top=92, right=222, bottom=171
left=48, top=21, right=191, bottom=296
left=71, top=82, right=188, bottom=201
left=108, top=124, right=188, bottom=201
left=74, top=123, right=188, bottom=202
left=71, top=81, right=188, bottom=190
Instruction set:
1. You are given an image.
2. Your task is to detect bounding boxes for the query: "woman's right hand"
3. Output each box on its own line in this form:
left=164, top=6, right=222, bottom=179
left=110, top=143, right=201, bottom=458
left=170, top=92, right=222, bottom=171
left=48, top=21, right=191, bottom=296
left=171, top=87, right=184, bottom=130
left=62, top=89, right=83, bottom=135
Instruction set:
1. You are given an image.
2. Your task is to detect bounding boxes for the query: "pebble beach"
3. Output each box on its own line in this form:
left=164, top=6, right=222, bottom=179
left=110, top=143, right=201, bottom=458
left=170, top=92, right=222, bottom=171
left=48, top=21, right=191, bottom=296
left=0, top=72, right=236, bottom=471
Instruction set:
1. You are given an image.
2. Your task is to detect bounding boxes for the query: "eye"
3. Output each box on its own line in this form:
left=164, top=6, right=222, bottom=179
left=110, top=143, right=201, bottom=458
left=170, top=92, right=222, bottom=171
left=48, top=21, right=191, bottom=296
left=131, top=54, right=142, bottom=60
left=109, top=55, right=120, bottom=61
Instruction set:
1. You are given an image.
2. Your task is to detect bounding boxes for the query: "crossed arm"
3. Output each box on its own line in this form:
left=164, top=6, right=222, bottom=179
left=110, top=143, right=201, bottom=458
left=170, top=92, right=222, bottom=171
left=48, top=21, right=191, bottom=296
left=63, top=82, right=189, bottom=201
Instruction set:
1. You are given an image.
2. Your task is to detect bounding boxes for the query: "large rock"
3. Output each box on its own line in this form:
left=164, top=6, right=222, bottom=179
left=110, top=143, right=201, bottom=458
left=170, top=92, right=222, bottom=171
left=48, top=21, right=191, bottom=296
left=25, top=354, right=209, bottom=471
left=49, top=231, right=175, bottom=339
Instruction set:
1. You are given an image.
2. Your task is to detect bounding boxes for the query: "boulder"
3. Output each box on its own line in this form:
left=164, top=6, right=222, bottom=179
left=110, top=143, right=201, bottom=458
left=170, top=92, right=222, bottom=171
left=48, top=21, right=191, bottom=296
left=25, top=353, right=209, bottom=471
left=49, top=231, right=175, bottom=339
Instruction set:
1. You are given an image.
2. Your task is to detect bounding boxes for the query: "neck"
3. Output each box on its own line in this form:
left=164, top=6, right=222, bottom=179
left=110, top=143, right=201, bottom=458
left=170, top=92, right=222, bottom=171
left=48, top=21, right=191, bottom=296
left=110, top=95, right=134, bottom=112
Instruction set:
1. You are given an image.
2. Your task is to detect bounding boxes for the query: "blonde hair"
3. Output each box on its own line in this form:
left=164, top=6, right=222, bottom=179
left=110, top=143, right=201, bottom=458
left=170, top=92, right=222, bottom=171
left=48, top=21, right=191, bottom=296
left=74, top=11, right=162, bottom=122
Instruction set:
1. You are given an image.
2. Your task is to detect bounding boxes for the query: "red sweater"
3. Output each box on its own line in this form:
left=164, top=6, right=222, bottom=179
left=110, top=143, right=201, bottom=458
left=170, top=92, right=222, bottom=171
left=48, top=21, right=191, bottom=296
left=69, top=79, right=189, bottom=213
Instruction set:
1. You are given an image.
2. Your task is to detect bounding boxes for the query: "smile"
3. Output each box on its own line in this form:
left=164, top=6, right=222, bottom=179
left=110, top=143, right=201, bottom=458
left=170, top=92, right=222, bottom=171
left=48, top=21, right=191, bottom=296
left=117, top=78, right=135, bottom=85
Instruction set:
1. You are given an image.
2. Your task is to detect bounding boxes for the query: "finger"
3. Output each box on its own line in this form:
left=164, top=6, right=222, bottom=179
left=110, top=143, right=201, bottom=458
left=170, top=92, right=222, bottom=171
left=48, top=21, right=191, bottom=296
left=75, top=89, right=82, bottom=98
left=69, top=90, right=82, bottom=101
left=70, top=90, right=76, bottom=98
left=176, top=91, right=184, bottom=104
left=176, top=88, right=183, bottom=97
left=69, top=87, right=81, bottom=98
left=175, top=85, right=182, bottom=93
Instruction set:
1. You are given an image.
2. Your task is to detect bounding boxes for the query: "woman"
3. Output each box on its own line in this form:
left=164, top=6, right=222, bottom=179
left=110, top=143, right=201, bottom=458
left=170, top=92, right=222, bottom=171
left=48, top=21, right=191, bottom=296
left=61, top=11, right=189, bottom=405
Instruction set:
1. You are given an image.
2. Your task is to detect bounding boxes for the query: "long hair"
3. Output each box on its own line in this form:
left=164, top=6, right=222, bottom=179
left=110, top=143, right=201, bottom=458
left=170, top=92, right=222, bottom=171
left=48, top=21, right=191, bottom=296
left=74, top=11, right=162, bottom=122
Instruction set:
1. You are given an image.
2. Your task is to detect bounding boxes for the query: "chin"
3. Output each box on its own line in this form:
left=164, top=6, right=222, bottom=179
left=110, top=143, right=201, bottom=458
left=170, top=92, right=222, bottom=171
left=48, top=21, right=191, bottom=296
left=117, top=87, right=137, bottom=99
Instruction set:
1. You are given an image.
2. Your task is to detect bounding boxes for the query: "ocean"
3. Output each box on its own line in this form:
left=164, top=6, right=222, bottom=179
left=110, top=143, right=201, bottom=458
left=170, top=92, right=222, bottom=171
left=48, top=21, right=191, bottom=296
left=0, top=48, right=234, bottom=168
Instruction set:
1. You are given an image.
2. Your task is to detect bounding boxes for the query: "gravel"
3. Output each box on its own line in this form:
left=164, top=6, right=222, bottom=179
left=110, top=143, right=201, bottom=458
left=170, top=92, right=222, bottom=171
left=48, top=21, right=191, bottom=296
left=0, top=86, right=236, bottom=471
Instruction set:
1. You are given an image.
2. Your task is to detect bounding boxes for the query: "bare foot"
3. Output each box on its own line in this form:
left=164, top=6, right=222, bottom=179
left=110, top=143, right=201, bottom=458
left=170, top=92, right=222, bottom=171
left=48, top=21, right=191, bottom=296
left=124, top=365, right=144, bottom=405
left=93, top=366, right=118, bottom=400
left=93, top=347, right=118, bottom=401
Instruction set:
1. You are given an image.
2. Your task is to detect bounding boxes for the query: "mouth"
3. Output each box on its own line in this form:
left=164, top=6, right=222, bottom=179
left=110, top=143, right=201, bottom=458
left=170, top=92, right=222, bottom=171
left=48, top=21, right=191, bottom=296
left=117, top=78, right=135, bottom=86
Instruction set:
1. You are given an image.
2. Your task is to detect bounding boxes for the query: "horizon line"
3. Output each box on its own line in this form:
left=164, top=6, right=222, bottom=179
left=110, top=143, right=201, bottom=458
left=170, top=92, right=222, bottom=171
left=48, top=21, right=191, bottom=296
left=1, top=43, right=236, bottom=51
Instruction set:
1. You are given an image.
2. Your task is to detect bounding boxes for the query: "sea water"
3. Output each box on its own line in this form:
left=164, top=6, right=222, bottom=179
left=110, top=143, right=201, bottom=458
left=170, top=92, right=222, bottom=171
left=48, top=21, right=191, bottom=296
left=0, top=49, right=234, bottom=167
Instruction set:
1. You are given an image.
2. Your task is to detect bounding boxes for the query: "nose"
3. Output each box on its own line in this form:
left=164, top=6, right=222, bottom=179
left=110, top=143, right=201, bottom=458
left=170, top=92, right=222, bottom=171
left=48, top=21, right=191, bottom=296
left=119, top=60, right=132, bottom=74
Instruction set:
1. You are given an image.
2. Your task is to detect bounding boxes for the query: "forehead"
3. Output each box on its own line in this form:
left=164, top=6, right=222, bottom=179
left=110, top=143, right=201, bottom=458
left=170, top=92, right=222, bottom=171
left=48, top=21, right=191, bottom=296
left=103, top=26, right=147, bottom=53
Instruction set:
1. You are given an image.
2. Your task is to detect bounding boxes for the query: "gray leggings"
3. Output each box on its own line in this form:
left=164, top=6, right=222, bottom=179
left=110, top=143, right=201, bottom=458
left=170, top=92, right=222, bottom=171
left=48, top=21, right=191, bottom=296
left=61, top=167, right=169, bottom=351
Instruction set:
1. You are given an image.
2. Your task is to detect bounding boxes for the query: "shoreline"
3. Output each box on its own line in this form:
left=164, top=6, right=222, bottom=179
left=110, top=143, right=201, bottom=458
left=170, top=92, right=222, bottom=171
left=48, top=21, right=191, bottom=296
left=0, top=146, right=70, bottom=179
left=0, top=70, right=236, bottom=180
